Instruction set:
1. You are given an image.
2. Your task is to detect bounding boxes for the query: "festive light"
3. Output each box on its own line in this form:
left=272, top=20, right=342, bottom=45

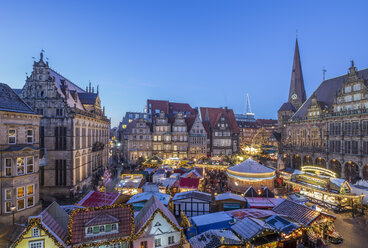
left=301, top=166, right=336, bottom=178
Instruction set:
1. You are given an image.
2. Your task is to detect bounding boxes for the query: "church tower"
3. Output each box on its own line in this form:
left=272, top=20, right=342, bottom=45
left=288, top=38, right=306, bottom=110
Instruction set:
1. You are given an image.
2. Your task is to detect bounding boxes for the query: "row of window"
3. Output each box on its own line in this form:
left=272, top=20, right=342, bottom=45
left=153, top=135, right=188, bottom=142
left=215, top=131, right=231, bottom=137
left=328, top=140, right=368, bottom=154
left=85, top=223, right=118, bottom=236
left=4, top=184, right=35, bottom=212
left=139, top=236, right=175, bottom=248
left=7, top=129, right=34, bottom=145
left=152, top=145, right=187, bottom=151
left=329, top=121, right=368, bottom=136
left=4, top=157, right=35, bottom=176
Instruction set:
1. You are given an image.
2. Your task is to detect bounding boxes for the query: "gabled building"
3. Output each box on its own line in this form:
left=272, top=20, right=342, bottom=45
left=20, top=52, right=110, bottom=200
left=0, top=83, right=42, bottom=224
left=200, top=107, right=239, bottom=156
left=187, top=114, right=207, bottom=160
left=11, top=201, right=69, bottom=248
left=68, top=204, right=134, bottom=248
left=122, top=118, right=152, bottom=163
left=134, top=196, right=182, bottom=248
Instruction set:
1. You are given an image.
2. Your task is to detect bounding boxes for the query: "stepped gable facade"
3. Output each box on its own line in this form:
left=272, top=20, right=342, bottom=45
left=20, top=52, right=110, bottom=200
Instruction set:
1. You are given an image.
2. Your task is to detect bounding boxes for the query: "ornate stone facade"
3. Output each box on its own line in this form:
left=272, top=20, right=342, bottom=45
left=188, top=114, right=207, bottom=160
left=20, top=53, right=110, bottom=200
left=0, top=83, right=42, bottom=223
left=279, top=59, right=368, bottom=183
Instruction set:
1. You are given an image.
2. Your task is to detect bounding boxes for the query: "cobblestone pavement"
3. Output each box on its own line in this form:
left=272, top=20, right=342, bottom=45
left=329, top=211, right=368, bottom=248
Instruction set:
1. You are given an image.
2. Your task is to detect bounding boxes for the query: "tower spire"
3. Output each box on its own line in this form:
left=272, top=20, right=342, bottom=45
left=288, top=38, right=306, bottom=109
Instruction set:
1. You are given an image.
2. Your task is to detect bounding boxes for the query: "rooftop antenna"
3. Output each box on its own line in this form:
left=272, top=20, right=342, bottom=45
left=322, top=67, right=327, bottom=81
left=296, top=29, right=298, bottom=39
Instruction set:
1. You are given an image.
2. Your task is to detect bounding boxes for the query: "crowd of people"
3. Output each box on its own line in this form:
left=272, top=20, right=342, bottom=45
left=202, top=168, right=229, bottom=193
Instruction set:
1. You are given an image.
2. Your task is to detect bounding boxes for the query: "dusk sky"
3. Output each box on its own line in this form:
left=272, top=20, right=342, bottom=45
left=1, top=1, right=368, bottom=127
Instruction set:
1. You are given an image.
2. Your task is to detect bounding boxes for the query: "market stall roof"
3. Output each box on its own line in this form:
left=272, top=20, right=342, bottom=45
left=179, top=177, right=200, bottom=189
left=77, top=191, right=121, bottom=207
left=215, top=192, right=246, bottom=202
left=127, top=191, right=171, bottom=206
left=228, top=158, right=274, bottom=174
left=272, top=199, right=320, bottom=226
left=191, top=211, right=233, bottom=227
left=189, top=229, right=242, bottom=248
left=265, top=215, right=299, bottom=235
left=172, top=191, right=212, bottom=202
left=245, top=197, right=284, bottom=209
left=231, top=217, right=275, bottom=242
left=227, top=209, right=276, bottom=220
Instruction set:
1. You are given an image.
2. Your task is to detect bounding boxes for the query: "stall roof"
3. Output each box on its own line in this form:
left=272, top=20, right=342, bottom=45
left=172, top=191, right=212, bottom=202
left=227, top=209, right=276, bottom=220
left=189, top=229, right=242, bottom=248
left=265, top=215, right=299, bottom=235
left=191, top=211, right=233, bottom=227
left=245, top=197, right=284, bottom=209
left=231, top=217, right=272, bottom=241
left=272, top=199, right=320, bottom=226
left=179, top=177, right=200, bottom=189
left=127, top=191, right=170, bottom=206
left=215, top=192, right=246, bottom=202
left=77, top=191, right=121, bottom=207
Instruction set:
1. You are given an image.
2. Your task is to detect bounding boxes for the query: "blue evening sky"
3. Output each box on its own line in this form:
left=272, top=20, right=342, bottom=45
left=1, top=1, right=368, bottom=127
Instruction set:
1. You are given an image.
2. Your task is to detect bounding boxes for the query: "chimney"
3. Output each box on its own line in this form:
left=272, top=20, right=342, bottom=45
left=92, top=87, right=94, bottom=93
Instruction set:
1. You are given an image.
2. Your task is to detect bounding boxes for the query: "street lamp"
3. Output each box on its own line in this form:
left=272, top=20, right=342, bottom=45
left=10, top=204, right=16, bottom=225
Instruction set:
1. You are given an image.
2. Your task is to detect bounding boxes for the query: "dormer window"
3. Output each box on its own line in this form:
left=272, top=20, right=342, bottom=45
left=31, top=227, right=40, bottom=237
left=85, top=223, right=119, bottom=237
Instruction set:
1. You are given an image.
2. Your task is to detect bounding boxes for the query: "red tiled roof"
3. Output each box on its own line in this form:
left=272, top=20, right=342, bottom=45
left=69, top=205, right=133, bottom=245
left=77, top=191, right=121, bottom=208
left=135, top=196, right=180, bottom=235
left=147, top=99, right=195, bottom=115
left=200, top=107, right=240, bottom=135
left=227, top=208, right=276, bottom=220
left=179, top=177, right=200, bottom=189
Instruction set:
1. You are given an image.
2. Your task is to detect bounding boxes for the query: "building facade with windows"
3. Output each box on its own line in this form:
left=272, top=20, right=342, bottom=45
left=123, top=118, right=152, bottom=163
left=187, top=114, right=207, bottom=160
left=20, top=53, right=110, bottom=201
left=0, top=83, right=42, bottom=224
left=200, top=107, right=239, bottom=156
left=278, top=41, right=368, bottom=183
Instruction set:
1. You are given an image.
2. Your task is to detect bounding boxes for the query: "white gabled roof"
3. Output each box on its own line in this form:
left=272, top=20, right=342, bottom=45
left=228, top=158, right=274, bottom=174
left=215, top=192, right=246, bottom=202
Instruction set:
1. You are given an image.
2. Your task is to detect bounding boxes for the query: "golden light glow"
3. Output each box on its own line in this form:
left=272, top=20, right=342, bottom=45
left=301, top=166, right=336, bottom=178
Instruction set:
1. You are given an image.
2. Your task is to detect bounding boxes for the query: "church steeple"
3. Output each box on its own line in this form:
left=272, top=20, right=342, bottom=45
left=288, top=38, right=306, bottom=110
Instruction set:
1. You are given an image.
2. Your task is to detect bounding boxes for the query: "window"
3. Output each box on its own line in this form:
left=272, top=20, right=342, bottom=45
left=140, top=241, right=148, bottom=248
left=17, top=158, right=25, bottom=175
left=31, top=227, right=40, bottom=237
left=155, top=238, right=161, bottom=247
left=353, top=84, right=361, bottom=91
left=8, top=129, right=16, bottom=144
left=5, top=158, right=11, bottom=176
left=345, top=86, right=351, bottom=93
left=56, top=108, right=63, bottom=116
left=29, top=241, right=44, bottom=248
left=345, top=95, right=352, bottom=102
left=5, top=189, right=12, bottom=200
left=99, top=225, right=105, bottom=232
left=354, top=94, right=361, bottom=101
left=27, top=130, right=34, bottom=144
left=86, top=227, right=93, bottom=234
left=27, top=157, right=34, bottom=173
left=55, top=160, right=67, bottom=186
left=111, top=223, right=117, bottom=230
left=17, top=186, right=25, bottom=210
left=55, top=127, right=67, bottom=150
left=168, top=236, right=175, bottom=244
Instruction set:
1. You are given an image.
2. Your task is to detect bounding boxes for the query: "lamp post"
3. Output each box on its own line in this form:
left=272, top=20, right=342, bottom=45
left=10, top=204, right=16, bottom=225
